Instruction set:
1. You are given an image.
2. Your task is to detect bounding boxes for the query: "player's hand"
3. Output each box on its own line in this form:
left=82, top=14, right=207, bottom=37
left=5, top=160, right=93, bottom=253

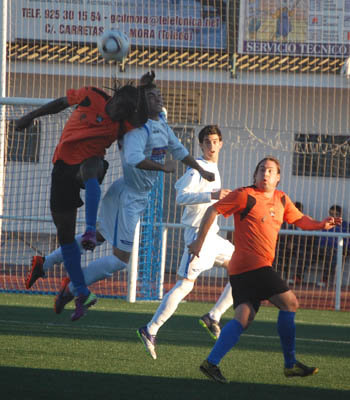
left=162, top=160, right=177, bottom=173
left=140, top=70, right=155, bottom=86
left=187, top=240, right=202, bottom=261
left=322, top=216, right=342, bottom=230
left=199, top=169, right=215, bottom=182
left=211, top=189, right=231, bottom=200
left=14, top=115, right=33, bottom=131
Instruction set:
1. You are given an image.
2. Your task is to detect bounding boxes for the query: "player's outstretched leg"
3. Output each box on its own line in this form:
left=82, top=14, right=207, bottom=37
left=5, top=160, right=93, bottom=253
left=137, top=326, right=157, bottom=360
left=25, top=256, right=45, bottom=289
left=199, top=313, right=221, bottom=340
left=199, top=282, right=233, bottom=340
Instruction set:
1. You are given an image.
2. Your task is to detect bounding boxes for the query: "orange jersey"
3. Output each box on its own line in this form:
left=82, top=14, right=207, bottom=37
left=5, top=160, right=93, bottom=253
left=52, top=87, right=132, bottom=165
left=213, top=186, right=303, bottom=275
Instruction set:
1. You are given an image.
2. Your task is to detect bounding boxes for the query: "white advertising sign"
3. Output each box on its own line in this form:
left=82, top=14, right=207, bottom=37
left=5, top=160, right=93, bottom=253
left=12, top=0, right=227, bottom=50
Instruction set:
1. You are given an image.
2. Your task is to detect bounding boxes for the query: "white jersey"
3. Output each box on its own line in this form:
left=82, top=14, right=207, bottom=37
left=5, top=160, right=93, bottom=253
left=175, top=157, right=221, bottom=233
left=175, top=158, right=235, bottom=280
left=120, top=115, right=189, bottom=193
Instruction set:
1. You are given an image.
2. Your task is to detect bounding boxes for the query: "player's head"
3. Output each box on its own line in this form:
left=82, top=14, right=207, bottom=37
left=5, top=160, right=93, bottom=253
left=253, top=156, right=281, bottom=190
left=137, top=71, right=163, bottom=120
left=198, top=125, right=222, bottom=143
left=105, top=83, right=148, bottom=126
left=329, top=204, right=342, bottom=218
left=198, top=125, right=223, bottom=163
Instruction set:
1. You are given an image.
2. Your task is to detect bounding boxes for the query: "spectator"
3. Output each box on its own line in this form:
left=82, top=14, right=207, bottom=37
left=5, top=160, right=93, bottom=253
left=318, top=205, right=349, bottom=287
left=275, top=201, right=308, bottom=285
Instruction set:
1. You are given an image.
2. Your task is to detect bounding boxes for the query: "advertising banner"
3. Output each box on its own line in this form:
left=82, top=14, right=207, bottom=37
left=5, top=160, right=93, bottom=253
left=238, top=0, right=350, bottom=57
left=13, top=0, right=227, bottom=51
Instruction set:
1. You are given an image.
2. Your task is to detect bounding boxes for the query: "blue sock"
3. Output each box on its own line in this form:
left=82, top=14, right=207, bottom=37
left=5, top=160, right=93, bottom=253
left=84, top=178, right=101, bottom=232
left=61, top=241, right=89, bottom=296
left=207, top=319, right=244, bottom=365
left=277, top=310, right=296, bottom=368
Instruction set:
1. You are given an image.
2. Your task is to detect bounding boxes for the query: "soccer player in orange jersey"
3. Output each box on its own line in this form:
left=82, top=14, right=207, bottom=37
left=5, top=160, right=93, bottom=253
left=15, top=77, right=149, bottom=321
left=188, top=156, right=342, bottom=383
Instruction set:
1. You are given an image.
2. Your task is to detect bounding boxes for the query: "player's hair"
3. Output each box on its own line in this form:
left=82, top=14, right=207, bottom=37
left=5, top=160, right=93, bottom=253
left=294, top=201, right=303, bottom=212
left=137, top=70, right=157, bottom=121
left=105, top=79, right=139, bottom=120
left=253, top=156, right=281, bottom=185
left=108, top=83, right=149, bottom=141
left=198, top=125, right=222, bottom=143
left=114, top=84, right=138, bottom=117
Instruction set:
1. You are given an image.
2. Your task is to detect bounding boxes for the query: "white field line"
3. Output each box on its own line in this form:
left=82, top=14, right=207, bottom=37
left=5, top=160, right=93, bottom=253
left=1, top=319, right=350, bottom=345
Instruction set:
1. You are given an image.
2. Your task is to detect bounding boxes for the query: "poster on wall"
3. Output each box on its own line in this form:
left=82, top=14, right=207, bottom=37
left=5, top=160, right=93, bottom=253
left=12, top=0, right=227, bottom=51
left=238, top=0, right=350, bottom=57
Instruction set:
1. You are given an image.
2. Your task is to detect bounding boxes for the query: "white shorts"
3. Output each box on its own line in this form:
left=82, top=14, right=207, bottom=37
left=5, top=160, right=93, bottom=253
left=178, top=227, right=234, bottom=280
left=97, top=178, right=149, bottom=252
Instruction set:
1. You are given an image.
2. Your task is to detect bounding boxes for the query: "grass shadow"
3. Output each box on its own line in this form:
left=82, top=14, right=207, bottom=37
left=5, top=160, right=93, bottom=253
left=1, top=366, right=349, bottom=400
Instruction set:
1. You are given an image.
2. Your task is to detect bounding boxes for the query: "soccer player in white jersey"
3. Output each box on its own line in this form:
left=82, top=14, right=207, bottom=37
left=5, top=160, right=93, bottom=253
left=137, top=125, right=235, bottom=360
left=26, top=72, right=215, bottom=319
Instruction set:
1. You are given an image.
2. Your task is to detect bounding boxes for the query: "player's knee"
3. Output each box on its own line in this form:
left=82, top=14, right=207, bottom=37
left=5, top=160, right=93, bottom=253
left=282, top=293, right=299, bottom=312
left=52, top=211, right=76, bottom=244
left=288, top=296, right=299, bottom=312
left=105, top=255, right=127, bottom=275
left=113, top=247, right=130, bottom=263
left=79, top=157, right=103, bottom=182
left=174, top=278, right=194, bottom=296
left=96, top=230, right=105, bottom=243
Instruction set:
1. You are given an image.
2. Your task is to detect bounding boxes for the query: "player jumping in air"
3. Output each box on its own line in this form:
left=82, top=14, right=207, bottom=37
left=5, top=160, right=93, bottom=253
left=16, top=75, right=149, bottom=321
left=25, top=72, right=215, bottom=320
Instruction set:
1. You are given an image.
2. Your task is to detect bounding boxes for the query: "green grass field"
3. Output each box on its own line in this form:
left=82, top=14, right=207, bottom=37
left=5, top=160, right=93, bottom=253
left=0, top=293, right=349, bottom=400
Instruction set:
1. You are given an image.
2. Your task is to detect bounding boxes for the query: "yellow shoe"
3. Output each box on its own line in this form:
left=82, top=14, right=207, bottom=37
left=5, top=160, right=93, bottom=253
left=284, top=361, right=319, bottom=378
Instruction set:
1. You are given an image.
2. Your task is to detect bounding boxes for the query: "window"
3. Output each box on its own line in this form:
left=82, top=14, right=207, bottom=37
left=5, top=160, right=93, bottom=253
left=6, top=120, right=41, bottom=163
left=293, top=133, right=350, bottom=178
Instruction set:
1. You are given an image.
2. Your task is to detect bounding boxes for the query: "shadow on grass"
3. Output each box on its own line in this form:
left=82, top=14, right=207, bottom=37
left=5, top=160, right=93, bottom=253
left=0, top=304, right=349, bottom=359
left=1, top=366, right=349, bottom=400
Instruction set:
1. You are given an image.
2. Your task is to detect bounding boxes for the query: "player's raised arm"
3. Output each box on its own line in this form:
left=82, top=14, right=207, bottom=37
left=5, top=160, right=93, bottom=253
left=293, top=215, right=342, bottom=231
left=136, top=158, right=176, bottom=173
left=15, top=97, right=70, bottom=131
left=180, top=154, right=215, bottom=182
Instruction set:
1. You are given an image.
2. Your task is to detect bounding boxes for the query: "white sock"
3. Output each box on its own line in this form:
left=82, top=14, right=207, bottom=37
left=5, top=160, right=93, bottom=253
left=69, top=254, right=127, bottom=296
left=147, top=279, right=194, bottom=336
left=43, top=233, right=103, bottom=271
left=208, top=282, right=233, bottom=322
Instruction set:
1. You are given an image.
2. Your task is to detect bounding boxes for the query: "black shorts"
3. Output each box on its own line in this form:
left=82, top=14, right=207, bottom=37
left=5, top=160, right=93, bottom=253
left=50, top=161, right=84, bottom=213
left=230, top=267, right=289, bottom=313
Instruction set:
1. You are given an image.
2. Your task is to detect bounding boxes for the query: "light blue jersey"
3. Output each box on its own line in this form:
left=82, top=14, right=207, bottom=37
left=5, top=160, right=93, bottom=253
left=120, top=115, right=189, bottom=192
left=97, top=114, right=189, bottom=251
